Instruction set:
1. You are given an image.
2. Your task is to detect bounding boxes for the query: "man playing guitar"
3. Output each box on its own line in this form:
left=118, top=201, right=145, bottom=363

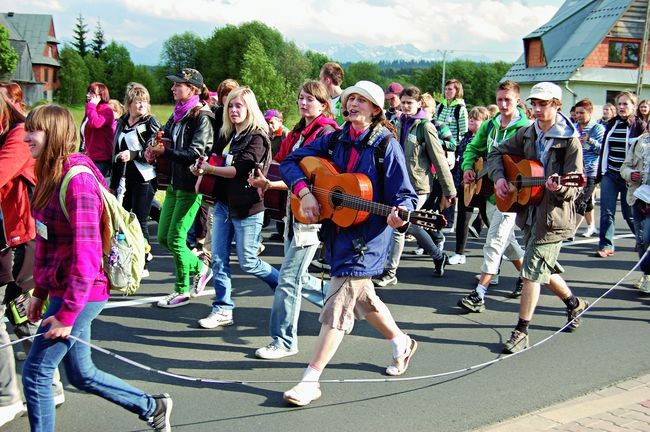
left=487, top=81, right=589, bottom=354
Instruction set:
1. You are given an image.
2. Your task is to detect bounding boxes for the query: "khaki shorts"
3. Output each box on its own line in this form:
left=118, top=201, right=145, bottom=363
left=319, top=276, right=387, bottom=333
left=521, top=231, right=564, bottom=285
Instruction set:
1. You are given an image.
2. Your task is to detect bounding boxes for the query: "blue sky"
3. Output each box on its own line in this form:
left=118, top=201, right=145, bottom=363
left=1, top=0, right=566, bottom=62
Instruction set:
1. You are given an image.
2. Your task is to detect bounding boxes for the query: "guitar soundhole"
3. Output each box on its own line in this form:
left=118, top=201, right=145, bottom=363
left=330, top=187, right=345, bottom=208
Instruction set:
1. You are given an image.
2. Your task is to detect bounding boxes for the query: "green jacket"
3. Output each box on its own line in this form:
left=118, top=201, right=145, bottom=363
left=460, top=106, right=530, bottom=203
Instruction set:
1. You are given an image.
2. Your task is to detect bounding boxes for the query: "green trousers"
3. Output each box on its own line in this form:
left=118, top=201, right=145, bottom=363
left=157, top=187, right=203, bottom=293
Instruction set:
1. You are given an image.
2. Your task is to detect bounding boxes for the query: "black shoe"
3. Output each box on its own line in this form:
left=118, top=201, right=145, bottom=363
left=433, top=253, right=448, bottom=277
left=141, top=394, right=173, bottom=432
left=510, top=277, right=523, bottom=298
left=457, top=290, right=486, bottom=313
left=564, top=297, right=589, bottom=332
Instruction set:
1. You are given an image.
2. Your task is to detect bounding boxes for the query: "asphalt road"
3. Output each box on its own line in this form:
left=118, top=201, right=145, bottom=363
left=4, top=212, right=649, bottom=432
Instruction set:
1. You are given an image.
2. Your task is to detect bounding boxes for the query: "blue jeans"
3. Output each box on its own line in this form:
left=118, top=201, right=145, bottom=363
left=269, top=234, right=327, bottom=351
left=210, top=202, right=279, bottom=311
left=22, top=298, right=155, bottom=432
left=599, top=172, right=636, bottom=251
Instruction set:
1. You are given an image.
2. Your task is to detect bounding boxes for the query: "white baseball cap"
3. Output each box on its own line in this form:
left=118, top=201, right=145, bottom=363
left=527, top=82, right=562, bottom=101
left=341, top=80, right=386, bottom=116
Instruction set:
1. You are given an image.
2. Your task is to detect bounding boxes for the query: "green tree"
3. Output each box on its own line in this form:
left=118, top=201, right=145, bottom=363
left=240, top=36, right=291, bottom=114
left=160, top=32, right=203, bottom=74
left=131, top=65, right=163, bottom=105
left=91, top=20, right=106, bottom=58
left=72, top=14, right=89, bottom=57
left=84, top=54, right=106, bottom=83
left=0, top=25, right=18, bottom=75
left=101, top=41, right=135, bottom=102
left=343, top=62, right=382, bottom=88
left=58, top=46, right=89, bottom=104
left=304, top=50, right=331, bottom=79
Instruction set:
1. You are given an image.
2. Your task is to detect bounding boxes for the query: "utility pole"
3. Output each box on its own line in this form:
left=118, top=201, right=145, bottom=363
left=438, top=50, right=452, bottom=95
left=636, top=0, right=650, bottom=97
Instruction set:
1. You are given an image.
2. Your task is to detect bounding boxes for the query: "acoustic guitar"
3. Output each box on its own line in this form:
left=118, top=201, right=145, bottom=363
left=154, top=136, right=173, bottom=191
left=463, top=157, right=494, bottom=207
left=290, top=156, right=447, bottom=231
left=194, top=154, right=224, bottom=203
left=495, top=154, right=586, bottom=212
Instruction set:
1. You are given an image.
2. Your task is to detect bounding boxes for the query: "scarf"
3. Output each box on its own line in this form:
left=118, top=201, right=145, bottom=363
left=173, top=95, right=200, bottom=122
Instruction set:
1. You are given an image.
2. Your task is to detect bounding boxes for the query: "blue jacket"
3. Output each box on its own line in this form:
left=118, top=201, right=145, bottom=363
left=280, top=123, right=417, bottom=277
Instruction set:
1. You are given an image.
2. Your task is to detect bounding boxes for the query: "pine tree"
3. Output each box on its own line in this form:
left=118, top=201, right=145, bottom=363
left=72, top=14, right=88, bottom=57
left=91, top=19, right=105, bottom=58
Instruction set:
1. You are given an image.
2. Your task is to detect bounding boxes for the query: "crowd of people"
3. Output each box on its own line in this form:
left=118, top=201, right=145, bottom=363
left=0, top=59, right=648, bottom=430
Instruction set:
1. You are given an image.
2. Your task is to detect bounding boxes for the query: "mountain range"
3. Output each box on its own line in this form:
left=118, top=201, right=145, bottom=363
left=121, top=40, right=512, bottom=66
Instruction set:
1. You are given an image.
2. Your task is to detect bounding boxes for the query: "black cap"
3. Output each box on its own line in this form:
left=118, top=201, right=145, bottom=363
left=166, top=68, right=204, bottom=88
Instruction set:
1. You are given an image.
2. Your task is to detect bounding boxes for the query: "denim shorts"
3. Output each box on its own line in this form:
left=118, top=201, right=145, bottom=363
left=319, top=276, right=384, bottom=333
left=521, top=233, right=564, bottom=284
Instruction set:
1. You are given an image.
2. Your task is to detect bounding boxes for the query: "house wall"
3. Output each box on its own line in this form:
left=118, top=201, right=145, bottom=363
left=518, top=81, right=650, bottom=117
left=583, top=37, right=650, bottom=69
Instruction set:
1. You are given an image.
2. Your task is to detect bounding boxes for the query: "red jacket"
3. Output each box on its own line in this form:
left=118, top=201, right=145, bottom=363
left=0, top=123, right=36, bottom=247
left=83, top=102, right=115, bottom=162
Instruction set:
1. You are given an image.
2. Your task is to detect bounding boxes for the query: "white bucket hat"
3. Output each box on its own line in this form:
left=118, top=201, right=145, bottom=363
left=341, top=80, right=386, bottom=117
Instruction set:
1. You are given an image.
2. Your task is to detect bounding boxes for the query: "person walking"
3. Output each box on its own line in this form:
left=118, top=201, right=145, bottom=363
left=280, top=80, right=419, bottom=406
left=148, top=68, right=214, bottom=308
left=487, top=82, right=589, bottom=353
left=596, top=91, right=646, bottom=257
left=21, top=104, right=173, bottom=432
left=249, top=80, right=339, bottom=359
left=80, top=82, right=115, bottom=178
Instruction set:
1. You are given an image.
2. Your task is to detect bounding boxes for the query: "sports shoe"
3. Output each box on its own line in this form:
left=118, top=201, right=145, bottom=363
left=633, top=274, right=649, bottom=289
left=190, top=264, right=213, bottom=298
left=255, top=344, right=298, bottom=360
left=54, top=391, right=65, bottom=408
left=156, top=292, right=189, bottom=308
left=198, top=310, right=234, bottom=329
left=475, top=274, right=499, bottom=285
left=433, top=253, right=448, bottom=277
left=458, top=290, right=486, bottom=313
left=283, top=382, right=321, bottom=406
left=510, top=277, right=524, bottom=298
left=411, top=247, right=425, bottom=255
left=503, top=330, right=529, bottom=354
left=373, top=272, right=398, bottom=287
left=141, top=393, right=173, bottom=432
left=564, top=297, right=589, bottom=332
left=448, top=253, right=466, bottom=265
left=404, top=234, right=416, bottom=242
left=468, top=225, right=480, bottom=239
left=0, top=401, right=26, bottom=427
left=641, top=275, right=650, bottom=295
left=146, top=252, right=154, bottom=262
left=257, top=241, right=266, bottom=256
left=386, top=336, right=417, bottom=376
left=581, top=224, right=597, bottom=237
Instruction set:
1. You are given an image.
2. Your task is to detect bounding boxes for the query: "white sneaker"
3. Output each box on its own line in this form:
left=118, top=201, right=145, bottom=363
left=475, top=274, right=499, bottom=285
left=448, top=254, right=466, bottom=265
left=255, top=344, right=298, bottom=359
left=156, top=292, right=190, bottom=308
left=641, top=275, right=650, bottom=294
left=198, top=310, right=234, bottom=329
left=54, top=392, right=65, bottom=408
left=283, top=382, right=321, bottom=406
left=411, top=248, right=425, bottom=255
left=581, top=224, right=597, bottom=237
left=190, top=264, right=213, bottom=298
left=0, top=401, right=25, bottom=427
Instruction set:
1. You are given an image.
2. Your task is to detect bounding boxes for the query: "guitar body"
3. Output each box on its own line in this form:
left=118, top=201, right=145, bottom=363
left=463, top=157, right=494, bottom=207
left=155, top=138, right=173, bottom=190
left=496, top=155, right=545, bottom=212
left=291, top=156, right=373, bottom=227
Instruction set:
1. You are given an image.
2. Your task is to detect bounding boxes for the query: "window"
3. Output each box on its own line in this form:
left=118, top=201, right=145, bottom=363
left=608, top=41, right=640, bottom=66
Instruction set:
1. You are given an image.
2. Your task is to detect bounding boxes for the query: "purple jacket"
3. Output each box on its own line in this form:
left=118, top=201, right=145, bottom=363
left=33, top=153, right=109, bottom=326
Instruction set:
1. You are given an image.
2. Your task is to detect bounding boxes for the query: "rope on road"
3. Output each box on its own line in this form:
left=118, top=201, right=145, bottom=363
left=0, top=252, right=645, bottom=386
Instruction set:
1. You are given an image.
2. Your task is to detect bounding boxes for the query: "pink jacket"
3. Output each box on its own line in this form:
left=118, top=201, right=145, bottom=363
left=83, top=102, right=115, bottom=162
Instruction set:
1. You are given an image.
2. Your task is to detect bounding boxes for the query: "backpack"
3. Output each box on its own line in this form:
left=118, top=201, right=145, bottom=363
left=436, top=103, right=463, bottom=141
left=416, top=119, right=456, bottom=152
left=60, top=166, right=145, bottom=295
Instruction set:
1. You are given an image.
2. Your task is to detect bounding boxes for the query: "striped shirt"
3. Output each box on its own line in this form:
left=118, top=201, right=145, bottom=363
left=435, top=99, right=468, bottom=142
left=605, top=121, right=628, bottom=174
left=578, top=120, right=604, bottom=178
